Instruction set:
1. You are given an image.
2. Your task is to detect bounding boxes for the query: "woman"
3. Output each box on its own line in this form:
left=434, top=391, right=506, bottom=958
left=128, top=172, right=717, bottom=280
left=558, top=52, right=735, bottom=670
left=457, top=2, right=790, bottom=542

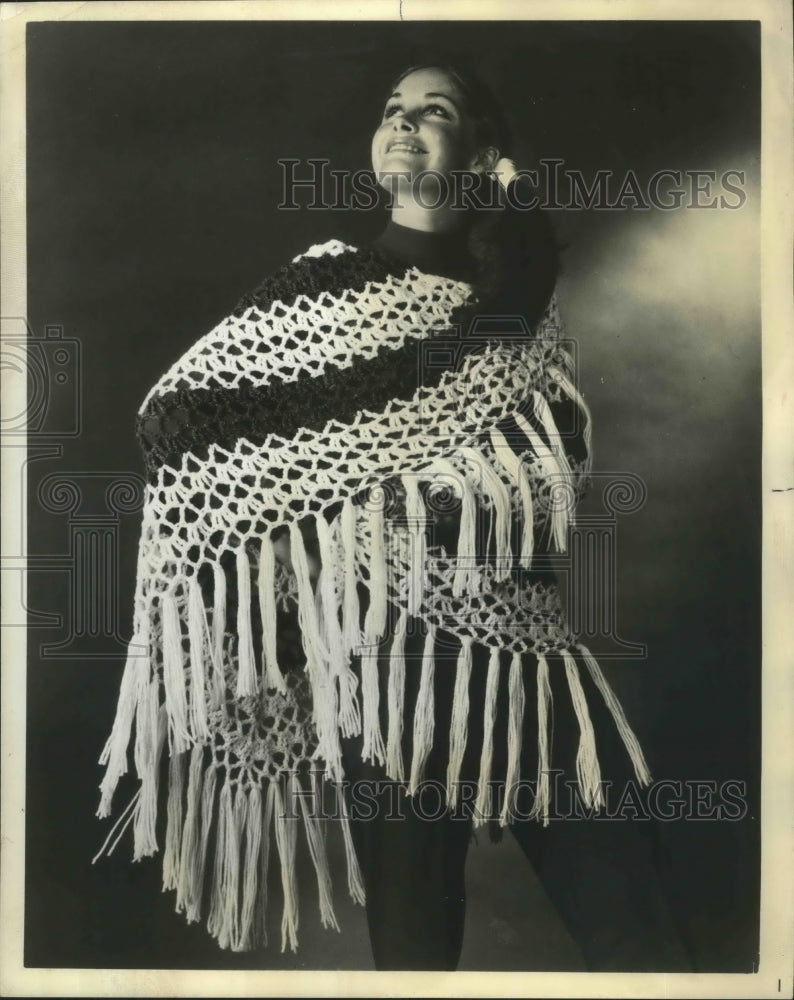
left=95, top=63, right=687, bottom=971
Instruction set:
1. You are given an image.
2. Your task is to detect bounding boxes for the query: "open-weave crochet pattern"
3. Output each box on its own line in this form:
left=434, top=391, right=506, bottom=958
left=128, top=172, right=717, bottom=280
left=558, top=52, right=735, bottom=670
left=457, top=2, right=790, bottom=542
left=96, top=238, right=650, bottom=953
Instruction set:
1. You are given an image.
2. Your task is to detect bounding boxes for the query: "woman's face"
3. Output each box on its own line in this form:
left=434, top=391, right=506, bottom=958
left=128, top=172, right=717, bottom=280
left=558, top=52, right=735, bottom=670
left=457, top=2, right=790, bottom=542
left=371, top=67, right=485, bottom=189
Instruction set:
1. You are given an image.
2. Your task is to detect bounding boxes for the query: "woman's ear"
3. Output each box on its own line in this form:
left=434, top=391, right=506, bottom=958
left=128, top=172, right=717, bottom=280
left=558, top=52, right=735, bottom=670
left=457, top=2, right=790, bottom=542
left=470, top=145, right=501, bottom=175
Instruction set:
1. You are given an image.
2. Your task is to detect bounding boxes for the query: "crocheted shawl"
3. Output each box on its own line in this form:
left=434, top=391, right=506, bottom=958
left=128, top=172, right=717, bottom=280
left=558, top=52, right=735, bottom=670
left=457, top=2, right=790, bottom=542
left=95, top=237, right=650, bottom=954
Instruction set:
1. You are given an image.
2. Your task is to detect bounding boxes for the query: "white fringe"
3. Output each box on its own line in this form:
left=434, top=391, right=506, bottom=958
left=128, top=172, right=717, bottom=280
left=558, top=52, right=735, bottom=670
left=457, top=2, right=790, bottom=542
left=532, top=389, right=573, bottom=477
left=316, top=513, right=346, bottom=667
left=336, top=781, right=366, bottom=906
left=162, top=749, right=187, bottom=891
left=446, top=637, right=473, bottom=809
left=489, top=425, right=535, bottom=568
left=274, top=777, right=299, bottom=953
left=213, top=782, right=245, bottom=950
left=187, top=577, right=210, bottom=742
left=97, top=629, right=145, bottom=817
left=290, top=522, right=340, bottom=777
left=258, top=535, right=286, bottom=693
left=211, top=563, right=227, bottom=706
left=530, top=654, right=552, bottom=826
left=161, top=591, right=191, bottom=754
left=290, top=522, right=327, bottom=668
left=254, top=782, right=276, bottom=949
left=408, top=624, right=436, bottom=795
left=235, top=548, right=258, bottom=698
left=402, top=474, right=428, bottom=616
left=238, top=784, right=263, bottom=951
left=317, top=514, right=361, bottom=738
left=513, top=410, right=570, bottom=552
left=175, top=742, right=206, bottom=921
left=341, top=498, right=361, bottom=656
left=316, top=513, right=360, bottom=738
left=367, top=503, right=388, bottom=641
left=562, top=648, right=604, bottom=809
left=360, top=639, right=386, bottom=766
left=298, top=786, right=340, bottom=932
left=500, top=652, right=526, bottom=826
left=385, top=608, right=408, bottom=782
left=474, top=647, right=501, bottom=826
left=92, top=787, right=141, bottom=863
left=134, top=700, right=166, bottom=859
left=207, top=781, right=231, bottom=943
left=458, top=446, right=513, bottom=579
left=578, top=642, right=652, bottom=785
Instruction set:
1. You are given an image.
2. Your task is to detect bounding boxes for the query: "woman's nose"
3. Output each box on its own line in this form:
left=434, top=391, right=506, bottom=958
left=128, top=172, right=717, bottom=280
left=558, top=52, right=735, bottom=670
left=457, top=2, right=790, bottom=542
left=393, top=112, right=418, bottom=132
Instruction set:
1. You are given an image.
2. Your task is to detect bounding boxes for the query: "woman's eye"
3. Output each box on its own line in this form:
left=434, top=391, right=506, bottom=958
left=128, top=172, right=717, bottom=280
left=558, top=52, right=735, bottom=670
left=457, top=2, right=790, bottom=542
left=383, top=104, right=400, bottom=119
left=424, top=104, right=451, bottom=118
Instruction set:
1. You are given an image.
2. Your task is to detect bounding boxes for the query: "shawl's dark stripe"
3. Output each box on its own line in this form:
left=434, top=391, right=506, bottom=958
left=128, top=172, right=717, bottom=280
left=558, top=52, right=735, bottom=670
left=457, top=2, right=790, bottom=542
left=232, top=246, right=410, bottom=318
left=138, top=334, right=462, bottom=480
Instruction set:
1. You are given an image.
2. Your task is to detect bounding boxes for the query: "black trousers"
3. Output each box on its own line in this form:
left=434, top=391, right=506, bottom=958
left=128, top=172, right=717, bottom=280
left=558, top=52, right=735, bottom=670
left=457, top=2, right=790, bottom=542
left=340, top=631, right=692, bottom=972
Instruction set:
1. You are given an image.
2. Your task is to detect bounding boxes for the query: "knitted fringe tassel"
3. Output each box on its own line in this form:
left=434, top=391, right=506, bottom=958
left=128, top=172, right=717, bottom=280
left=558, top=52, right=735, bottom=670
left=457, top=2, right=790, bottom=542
left=161, top=591, right=191, bottom=754
left=237, top=784, right=263, bottom=951
left=489, top=425, right=535, bottom=568
left=360, top=640, right=386, bottom=766
left=562, top=648, right=604, bottom=809
left=366, top=504, right=388, bottom=641
left=473, top=647, right=501, bottom=827
left=446, top=637, right=473, bottom=809
left=385, top=608, right=408, bottom=782
left=187, top=577, right=210, bottom=742
left=208, top=782, right=247, bottom=949
left=408, top=624, right=436, bottom=795
left=315, top=515, right=346, bottom=670
left=134, top=680, right=166, bottom=858
left=341, top=498, right=361, bottom=656
left=459, top=446, right=513, bottom=579
left=402, top=474, right=427, bottom=616
left=315, top=516, right=360, bottom=737
left=163, top=748, right=188, bottom=891
left=290, top=523, right=341, bottom=779
left=530, top=654, right=552, bottom=825
left=298, top=787, right=340, bottom=932
left=273, top=778, right=299, bottom=953
left=175, top=743, right=208, bottom=921
left=290, top=523, right=327, bottom=667
left=359, top=509, right=388, bottom=765
left=97, top=627, right=146, bottom=817
left=257, top=535, right=286, bottom=694
left=255, top=783, right=275, bottom=948
left=336, top=781, right=366, bottom=906
left=513, top=410, right=571, bottom=553
left=211, top=562, right=227, bottom=705
left=236, top=548, right=258, bottom=698
left=500, top=652, right=526, bottom=826
left=578, top=642, right=652, bottom=785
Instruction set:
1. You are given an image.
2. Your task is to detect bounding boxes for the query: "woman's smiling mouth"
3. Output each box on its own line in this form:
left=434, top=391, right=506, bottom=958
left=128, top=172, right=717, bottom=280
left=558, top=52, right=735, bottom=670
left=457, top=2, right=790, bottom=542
left=387, top=140, right=427, bottom=154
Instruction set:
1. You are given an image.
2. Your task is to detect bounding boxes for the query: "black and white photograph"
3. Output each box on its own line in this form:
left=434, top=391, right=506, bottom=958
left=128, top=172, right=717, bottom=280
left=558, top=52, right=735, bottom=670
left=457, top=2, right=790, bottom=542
left=1, top=1, right=792, bottom=996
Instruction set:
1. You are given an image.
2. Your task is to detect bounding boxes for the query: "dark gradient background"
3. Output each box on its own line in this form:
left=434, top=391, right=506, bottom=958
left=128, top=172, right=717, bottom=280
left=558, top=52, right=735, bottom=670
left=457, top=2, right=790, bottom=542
left=25, top=20, right=760, bottom=971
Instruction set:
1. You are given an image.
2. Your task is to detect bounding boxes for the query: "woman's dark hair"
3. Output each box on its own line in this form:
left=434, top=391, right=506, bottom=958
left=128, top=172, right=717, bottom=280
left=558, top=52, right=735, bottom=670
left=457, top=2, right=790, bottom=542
left=390, top=64, right=560, bottom=329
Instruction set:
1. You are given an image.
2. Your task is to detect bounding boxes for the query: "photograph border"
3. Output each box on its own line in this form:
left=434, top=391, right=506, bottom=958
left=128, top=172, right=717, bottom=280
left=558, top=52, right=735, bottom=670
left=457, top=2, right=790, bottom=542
left=1, top=1, right=792, bottom=996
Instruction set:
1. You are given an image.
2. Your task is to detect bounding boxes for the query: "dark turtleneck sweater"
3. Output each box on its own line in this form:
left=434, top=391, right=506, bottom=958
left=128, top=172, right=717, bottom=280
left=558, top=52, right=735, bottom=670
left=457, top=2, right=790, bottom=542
left=372, top=219, right=477, bottom=284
